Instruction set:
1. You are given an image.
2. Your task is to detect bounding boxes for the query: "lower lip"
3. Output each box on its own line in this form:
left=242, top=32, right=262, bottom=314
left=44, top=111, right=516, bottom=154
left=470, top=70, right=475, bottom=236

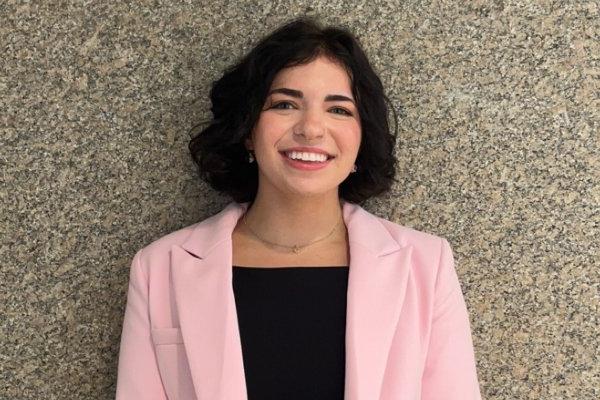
left=280, top=152, right=333, bottom=170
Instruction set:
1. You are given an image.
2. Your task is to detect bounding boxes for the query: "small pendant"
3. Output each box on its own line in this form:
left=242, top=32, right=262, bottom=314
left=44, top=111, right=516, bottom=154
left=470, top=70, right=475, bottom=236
left=292, top=245, right=301, bottom=254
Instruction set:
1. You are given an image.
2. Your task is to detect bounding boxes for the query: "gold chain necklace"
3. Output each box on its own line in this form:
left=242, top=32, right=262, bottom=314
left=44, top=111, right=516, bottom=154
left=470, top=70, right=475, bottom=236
left=242, top=209, right=343, bottom=254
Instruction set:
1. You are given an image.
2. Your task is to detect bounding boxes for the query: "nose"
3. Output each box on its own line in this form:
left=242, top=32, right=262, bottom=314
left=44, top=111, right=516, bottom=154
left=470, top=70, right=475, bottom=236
left=293, top=107, right=326, bottom=141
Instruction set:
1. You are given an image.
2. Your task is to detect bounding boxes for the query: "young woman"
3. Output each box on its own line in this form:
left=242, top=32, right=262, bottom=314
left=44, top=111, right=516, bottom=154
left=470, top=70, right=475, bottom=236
left=116, top=16, right=482, bottom=400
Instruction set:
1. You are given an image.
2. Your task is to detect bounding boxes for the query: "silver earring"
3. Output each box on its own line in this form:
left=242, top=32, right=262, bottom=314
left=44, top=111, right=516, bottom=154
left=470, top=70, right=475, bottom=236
left=248, top=151, right=255, bottom=163
left=351, top=164, right=357, bottom=172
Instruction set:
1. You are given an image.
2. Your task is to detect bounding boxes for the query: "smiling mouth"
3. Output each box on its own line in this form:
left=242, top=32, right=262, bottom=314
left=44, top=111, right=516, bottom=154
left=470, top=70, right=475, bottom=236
left=279, top=151, right=335, bottom=161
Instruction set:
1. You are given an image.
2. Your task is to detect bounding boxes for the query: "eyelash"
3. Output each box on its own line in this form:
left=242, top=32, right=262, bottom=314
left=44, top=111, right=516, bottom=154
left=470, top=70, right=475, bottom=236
left=271, top=101, right=353, bottom=116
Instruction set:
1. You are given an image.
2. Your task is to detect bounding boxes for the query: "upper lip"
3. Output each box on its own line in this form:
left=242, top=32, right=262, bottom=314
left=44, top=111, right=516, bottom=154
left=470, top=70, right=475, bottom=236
left=280, top=147, right=335, bottom=158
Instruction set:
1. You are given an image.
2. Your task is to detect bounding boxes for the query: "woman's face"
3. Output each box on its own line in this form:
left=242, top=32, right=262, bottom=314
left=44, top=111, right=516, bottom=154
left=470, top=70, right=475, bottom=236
left=245, top=55, right=362, bottom=199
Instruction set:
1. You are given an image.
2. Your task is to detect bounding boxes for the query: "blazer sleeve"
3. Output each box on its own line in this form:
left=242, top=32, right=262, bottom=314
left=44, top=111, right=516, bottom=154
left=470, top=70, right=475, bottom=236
left=421, top=238, right=482, bottom=399
left=115, top=248, right=167, bottom=400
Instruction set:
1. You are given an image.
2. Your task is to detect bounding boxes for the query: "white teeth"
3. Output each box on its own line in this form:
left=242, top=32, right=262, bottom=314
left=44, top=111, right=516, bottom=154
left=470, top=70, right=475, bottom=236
left=285, top=151, right=328, bottom=162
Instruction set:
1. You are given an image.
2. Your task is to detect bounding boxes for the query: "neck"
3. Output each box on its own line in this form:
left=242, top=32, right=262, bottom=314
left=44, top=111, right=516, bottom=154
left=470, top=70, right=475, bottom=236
left=240, top=191, right=346, bottom=248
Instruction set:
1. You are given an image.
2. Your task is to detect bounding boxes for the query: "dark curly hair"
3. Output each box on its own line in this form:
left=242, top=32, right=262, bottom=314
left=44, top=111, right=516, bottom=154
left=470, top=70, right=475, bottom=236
left=188, top=16, right=398, bottom=206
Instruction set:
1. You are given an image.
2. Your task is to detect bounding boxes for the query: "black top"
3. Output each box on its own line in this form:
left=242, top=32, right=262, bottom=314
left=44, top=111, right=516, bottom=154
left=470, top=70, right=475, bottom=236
left=232, top=265, right=349, bottom=400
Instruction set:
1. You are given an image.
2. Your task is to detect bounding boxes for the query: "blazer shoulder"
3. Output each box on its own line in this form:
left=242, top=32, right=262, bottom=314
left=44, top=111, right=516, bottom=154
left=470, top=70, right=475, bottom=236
left=133, top=220, right=202, bottom=267
left=375, top=217, right=451, bottom=284
left=375, top=216, right=448, bottom=251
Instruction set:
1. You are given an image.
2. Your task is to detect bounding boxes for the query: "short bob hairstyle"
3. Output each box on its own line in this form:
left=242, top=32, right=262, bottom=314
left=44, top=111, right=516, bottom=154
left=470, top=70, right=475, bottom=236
left=188, top=16, right=398, bottom=205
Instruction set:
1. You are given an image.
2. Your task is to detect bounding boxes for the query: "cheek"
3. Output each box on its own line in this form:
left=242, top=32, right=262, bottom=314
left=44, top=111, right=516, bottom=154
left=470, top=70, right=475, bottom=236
left=254, top=114, right=291, bottom=140
left=345, top=124, right=362, bottom=151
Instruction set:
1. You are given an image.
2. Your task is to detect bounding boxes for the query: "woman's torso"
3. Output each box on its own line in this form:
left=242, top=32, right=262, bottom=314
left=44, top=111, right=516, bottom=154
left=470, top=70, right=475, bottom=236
left=232, top=220, right=350, bottom=398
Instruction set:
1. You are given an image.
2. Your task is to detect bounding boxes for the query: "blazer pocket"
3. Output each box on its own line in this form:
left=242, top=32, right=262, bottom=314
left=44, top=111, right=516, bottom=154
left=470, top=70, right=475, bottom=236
left=151, top=327, right=196, bottom=400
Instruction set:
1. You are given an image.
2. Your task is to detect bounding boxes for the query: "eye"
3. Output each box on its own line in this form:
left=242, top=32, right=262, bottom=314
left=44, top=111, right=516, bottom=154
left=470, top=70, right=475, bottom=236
left=330, top=107, right=353, bottom=116
left=271, top=101, right=296, bottom=110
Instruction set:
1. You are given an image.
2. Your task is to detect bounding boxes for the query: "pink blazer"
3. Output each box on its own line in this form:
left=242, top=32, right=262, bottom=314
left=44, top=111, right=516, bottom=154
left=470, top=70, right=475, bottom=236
left=116, top=200, right=482, bottom=399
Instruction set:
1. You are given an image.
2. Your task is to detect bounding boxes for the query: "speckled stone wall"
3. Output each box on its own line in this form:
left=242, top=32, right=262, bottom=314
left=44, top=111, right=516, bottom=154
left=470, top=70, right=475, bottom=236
left=2, top=0, right=598, bottom=399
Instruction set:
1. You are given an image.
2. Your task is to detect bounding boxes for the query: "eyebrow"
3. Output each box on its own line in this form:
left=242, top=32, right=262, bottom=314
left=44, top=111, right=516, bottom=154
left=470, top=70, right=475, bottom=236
left=267, top=87, right=355, bottom=104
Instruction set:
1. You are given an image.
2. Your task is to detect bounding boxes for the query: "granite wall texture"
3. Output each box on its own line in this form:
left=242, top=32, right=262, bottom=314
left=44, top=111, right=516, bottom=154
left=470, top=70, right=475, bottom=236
left=2, top=0, right=598, bottom=399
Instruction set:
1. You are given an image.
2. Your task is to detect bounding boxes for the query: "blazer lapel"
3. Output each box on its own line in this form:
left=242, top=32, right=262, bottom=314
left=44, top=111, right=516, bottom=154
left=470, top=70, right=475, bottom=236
left=170, top=202, right=248, bottom=400
left=342, top=202, right=413, bottom=400
left=170, top=200, right=413, bottom=400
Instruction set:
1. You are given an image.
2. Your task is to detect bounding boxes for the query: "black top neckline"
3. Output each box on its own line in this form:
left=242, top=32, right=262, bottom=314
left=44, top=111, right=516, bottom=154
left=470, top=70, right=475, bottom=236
left=233, top=265, right=349, bottom=270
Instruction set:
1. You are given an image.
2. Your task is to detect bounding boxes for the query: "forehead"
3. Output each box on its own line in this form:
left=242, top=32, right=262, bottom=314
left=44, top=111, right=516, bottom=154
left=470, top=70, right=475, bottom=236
left=270, top=55, right=352, bottom=93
